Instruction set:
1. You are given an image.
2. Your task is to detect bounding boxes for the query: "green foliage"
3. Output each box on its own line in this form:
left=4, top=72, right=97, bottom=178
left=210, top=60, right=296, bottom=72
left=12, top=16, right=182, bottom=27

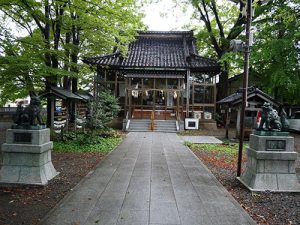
left=86, top=90, right=121, bottom=131
left=183, top=141, right=193, bottom=146
left=0, top=0, right=144, bottom=104
left=250, top=0, right=300, bottom=104
left=183, top=0, right=300, bottom=104
left=187, top=142, right=248, bottom=170
left=53, top=130, right=123, bottom=153
left=0, top=31, right=48, bottom=105
left=190, top=143, right=239, bottom=156
left=178, top=0, right=248, bottom=98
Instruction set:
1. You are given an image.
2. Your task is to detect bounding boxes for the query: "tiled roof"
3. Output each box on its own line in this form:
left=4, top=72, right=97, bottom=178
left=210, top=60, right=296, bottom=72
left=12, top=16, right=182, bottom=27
left=74, top=92, right=93, bottom=102
left=217, top=87, right=280, bottom=106
left=40, top=86, right=83, bottom=101
left=83, top=31, right=220, bottom=72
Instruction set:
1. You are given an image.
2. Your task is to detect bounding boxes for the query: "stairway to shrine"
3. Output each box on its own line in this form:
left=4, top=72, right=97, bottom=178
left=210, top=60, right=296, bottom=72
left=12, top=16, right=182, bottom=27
left=127, top=119, right=177, bottom=132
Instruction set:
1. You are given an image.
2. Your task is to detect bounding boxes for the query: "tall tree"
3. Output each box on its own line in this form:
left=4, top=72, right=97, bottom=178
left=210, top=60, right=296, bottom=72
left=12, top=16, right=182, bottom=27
left=183, top=0, right=299, bottom=104
left=251, top=0, right=300, bottom=104
left=182, top=0, right=246, bottom=99
left=181, top=0, right=272, bottom=99
left=0, top=0, right=143, bottom=125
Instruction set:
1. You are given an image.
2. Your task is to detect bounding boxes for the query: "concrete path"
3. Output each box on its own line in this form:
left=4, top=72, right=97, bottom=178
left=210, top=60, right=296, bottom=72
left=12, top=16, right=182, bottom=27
left=180, top=136, right=222, bottom=144
left=40, top=132, right=256, bottom=225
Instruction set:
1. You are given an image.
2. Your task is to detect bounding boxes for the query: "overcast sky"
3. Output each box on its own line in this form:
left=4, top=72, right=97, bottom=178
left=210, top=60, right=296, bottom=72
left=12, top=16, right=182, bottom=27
left=142, top=1, right=194, bottom=31
left=4, top=1, right=194, bottom=36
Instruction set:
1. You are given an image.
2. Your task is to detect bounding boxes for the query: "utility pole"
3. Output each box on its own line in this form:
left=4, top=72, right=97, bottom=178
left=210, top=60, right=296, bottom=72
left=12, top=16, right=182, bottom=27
left=237, top=0, right=252, bottom=177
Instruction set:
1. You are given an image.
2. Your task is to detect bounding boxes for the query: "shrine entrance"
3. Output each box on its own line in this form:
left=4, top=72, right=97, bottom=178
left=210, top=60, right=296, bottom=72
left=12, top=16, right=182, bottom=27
left=126, top=77, right=185, bottom=120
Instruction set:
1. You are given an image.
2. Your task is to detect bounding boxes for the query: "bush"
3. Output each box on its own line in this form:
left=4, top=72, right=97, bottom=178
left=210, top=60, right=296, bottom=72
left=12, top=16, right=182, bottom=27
left=86, top=90, right=120, bottom=131
left=53, top=130, right=123, bottom=153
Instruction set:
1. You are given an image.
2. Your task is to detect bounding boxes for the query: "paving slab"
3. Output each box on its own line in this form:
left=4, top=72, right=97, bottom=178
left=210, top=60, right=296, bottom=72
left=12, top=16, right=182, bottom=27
left=180, top=135, right=222, bottom=144
left=39, top=132, right=256, bottom=225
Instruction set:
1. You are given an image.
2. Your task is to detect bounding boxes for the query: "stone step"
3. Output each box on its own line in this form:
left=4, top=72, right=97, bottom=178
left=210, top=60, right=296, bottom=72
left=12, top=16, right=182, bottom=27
left=128, top=119, right=177, bottom=132
left=128, top=129, right=177, bottom=133
left=155, top=124, right=176, bottom=127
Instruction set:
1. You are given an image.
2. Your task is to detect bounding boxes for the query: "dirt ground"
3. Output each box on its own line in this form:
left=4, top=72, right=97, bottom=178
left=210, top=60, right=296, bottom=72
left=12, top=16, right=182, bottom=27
left=187, top=128, right=300, bottom=225
left=192, top=149, right=300, bottom=225
left=0, top=152, right=106, bottom=225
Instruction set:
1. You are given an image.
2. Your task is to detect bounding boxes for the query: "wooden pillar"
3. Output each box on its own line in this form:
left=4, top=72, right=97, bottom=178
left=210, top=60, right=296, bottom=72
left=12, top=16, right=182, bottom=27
left=141, top=79, right=144, bottom=119
left=114, top=71, right=118, bottom=97
left=125, top=78, right=128, bottom=117
left=176, top=90, right=180, bottom=120
left=225, top=107, right=231, bottom=139
left=129, top=78, right=132, bottom=118
left=153, top=79, right=156, bottom=113
left=192, top=80, right=195, bottom=113
left=74, top=101, right=77, bottom=132
left=177, top=78, right=180, bottom=118
left=214, top=84, right=217, bottom=117
left=50, top=97, right=55, bottom=129
left=65, top=100, right=69, bottom=131
left=165, top=78, right=167, bottom=120
left=180, top=78, right=184, bottom=118
left=236, top=107, right=241, bottom=138
left=186, top=70, right=191, bottom=117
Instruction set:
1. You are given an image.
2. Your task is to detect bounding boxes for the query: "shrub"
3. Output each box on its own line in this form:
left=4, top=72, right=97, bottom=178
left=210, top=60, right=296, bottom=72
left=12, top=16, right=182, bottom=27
left=86, top=90, right=120, bottom=131
left=53, top=130, right=123, bottom=153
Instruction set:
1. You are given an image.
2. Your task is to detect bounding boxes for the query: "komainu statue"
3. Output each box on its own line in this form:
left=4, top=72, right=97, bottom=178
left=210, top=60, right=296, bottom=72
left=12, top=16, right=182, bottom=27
left=257, top=102, right=282, bottom=131
left=13, top=92, right=43, bottom=128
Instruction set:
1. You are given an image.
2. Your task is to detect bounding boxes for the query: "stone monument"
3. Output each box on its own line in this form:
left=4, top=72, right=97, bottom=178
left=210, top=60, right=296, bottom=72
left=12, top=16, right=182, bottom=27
left=0, top=93, right=58, bottom=186
left=239, top=103, right=300, bottom=192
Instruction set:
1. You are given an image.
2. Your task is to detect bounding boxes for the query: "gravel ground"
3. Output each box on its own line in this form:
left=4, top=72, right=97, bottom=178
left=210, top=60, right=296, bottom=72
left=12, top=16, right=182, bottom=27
left=193, top=149, right=300, bottom=225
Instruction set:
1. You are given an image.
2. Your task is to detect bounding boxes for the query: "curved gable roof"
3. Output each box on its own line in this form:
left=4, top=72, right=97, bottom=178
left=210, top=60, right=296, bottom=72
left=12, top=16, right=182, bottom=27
left=83, top=31, right=220, bottom=73
left=217, top=87, right=281, bottom=107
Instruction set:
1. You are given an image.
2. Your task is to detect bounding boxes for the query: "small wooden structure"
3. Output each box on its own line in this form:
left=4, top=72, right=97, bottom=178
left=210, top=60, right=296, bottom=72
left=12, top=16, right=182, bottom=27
left=84, top=31, right=220, bottom=126
left=217, top=87, right=281, bottom=137
left=40, top=86, right=90, bottom=130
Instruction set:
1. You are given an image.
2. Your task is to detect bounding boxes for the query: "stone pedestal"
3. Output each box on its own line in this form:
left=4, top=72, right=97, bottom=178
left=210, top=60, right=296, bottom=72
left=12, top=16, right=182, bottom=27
left=199, top=119, right=217, bottom=130
left=0, top=129, right=58, bottom=186
left=239, top=132, right=300, bottom=192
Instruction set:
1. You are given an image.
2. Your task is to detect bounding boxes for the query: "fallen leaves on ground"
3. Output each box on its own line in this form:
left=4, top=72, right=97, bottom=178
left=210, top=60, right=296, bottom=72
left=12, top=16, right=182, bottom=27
left=0, top=152, right=106, bottom=225
left=192, top=147, right=300, bottom=225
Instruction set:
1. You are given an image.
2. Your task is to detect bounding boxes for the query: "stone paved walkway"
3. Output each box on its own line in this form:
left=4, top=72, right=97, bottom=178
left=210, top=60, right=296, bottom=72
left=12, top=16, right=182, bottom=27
left=40, top=132, right=256, bottom=225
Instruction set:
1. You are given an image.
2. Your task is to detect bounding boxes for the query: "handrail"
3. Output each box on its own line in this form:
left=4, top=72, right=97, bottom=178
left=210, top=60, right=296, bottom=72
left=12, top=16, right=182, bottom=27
left=126, top=111, right=129, bottom=122
left=150, top=110, right=155, bottom=131
left=175, top=107, right=180, bottom=121
left=175, top=108, right=180, bottom=131
left=125, top=111, right=130, bottom=131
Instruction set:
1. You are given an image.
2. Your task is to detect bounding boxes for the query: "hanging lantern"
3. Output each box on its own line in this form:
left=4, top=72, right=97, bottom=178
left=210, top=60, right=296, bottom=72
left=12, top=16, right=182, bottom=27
left=132, top=90, right=138, bottom=98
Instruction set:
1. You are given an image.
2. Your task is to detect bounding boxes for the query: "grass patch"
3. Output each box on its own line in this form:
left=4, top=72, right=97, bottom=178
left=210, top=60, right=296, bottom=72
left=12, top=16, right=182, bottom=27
left=186, top=142, right=247, bottom=171
left=186, top=143, right=241, bottom=156
left=185, top=142, right=248, bottom=155
left=53, top=130, right=124, bottom=153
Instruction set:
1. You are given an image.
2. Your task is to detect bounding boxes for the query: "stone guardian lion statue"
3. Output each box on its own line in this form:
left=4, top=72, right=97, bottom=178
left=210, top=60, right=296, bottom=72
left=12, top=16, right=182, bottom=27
left=257, top=102, right=282, bottom=131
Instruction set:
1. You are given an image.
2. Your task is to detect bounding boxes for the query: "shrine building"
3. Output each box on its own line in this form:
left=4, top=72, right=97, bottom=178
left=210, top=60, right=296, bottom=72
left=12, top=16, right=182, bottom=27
left=84, top=31, right=220, bottom=131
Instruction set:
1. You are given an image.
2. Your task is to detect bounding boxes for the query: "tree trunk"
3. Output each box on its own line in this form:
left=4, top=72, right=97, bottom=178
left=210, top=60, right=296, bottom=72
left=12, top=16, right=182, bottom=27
left=217, top=62, right=229, bottom=101
left=44, top=0, right=55, bottom=128
left=63, top=32, right=72, bottom=91
left=70, top=13, right=80, bottom=122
